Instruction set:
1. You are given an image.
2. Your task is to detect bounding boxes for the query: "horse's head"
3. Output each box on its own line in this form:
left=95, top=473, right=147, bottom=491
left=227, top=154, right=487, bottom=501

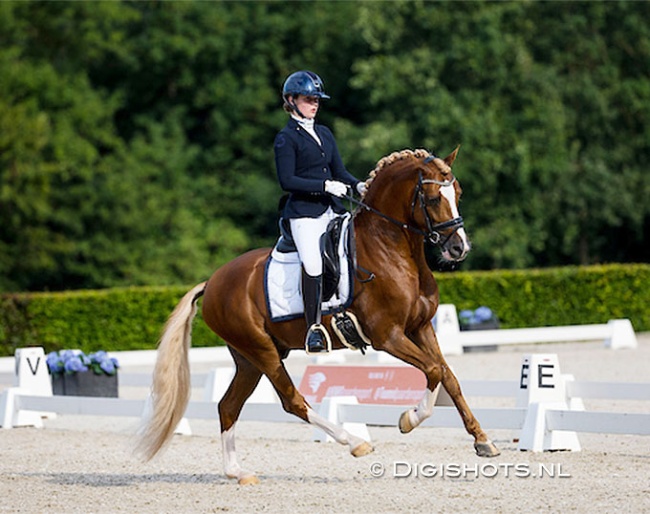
left=416, top=147, right=470, bottom=261
left=362, top=147, right=471, bottom=262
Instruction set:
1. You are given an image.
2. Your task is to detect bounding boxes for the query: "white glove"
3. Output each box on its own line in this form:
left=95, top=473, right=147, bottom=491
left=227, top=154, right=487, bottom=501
left=356, top=182, right=368, bottom=196
left=324, top=180, right=348, bottom=197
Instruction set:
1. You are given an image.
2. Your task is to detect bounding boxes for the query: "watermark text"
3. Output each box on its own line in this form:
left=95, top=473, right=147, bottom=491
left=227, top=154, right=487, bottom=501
left=369, top=461, right=571, bottom=479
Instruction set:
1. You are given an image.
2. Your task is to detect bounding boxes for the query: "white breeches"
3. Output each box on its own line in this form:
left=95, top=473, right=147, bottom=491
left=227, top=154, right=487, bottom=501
left=290, top=207, right=339, bottom=276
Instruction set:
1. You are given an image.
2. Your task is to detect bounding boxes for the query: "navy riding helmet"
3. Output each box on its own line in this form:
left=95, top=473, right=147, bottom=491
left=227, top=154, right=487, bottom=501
left=282, top=70, right=331, bottom=101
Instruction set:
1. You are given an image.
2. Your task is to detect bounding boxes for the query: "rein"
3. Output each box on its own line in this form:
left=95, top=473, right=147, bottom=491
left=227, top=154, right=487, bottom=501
left=343, top=172, right=464, bottom=246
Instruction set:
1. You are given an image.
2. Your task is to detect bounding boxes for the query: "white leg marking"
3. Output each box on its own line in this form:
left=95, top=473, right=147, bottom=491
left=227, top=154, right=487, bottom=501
left=307, top=407, right=366, bottom=450
left=221, top=425, right=242, bottom=479
left=407, top=388, right=437, bottom=429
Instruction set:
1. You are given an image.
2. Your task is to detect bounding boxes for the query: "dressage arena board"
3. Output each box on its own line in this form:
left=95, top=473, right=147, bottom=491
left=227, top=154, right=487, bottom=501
left=0, top=336, right=648, bottom=513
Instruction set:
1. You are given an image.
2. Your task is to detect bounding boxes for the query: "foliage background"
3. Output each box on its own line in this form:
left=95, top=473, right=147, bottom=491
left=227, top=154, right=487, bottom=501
left=1, top=1, right=649, bottom=293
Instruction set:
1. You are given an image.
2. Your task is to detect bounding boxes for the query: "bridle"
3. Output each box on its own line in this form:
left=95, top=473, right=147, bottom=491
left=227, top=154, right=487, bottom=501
left=411, top=171, right=465, bottom=246
left=344, top=158, right=465, bottom=247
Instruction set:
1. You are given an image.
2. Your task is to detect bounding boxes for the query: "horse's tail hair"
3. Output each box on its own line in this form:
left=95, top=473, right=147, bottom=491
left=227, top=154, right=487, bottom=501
left=134, top=281, right=207, bottom=461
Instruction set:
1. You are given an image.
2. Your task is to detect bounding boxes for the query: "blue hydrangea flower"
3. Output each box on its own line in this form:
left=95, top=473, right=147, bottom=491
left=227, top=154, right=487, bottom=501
left=459, top=309, right=474, bottom=321
left=474, top=306, right=494, bottom=322
left=60, top=350, right=77, bottom=361
left=458, top=306, right=497, bottom=329
left=64, top=356, right=89, bottom=373
left=47, top=349, right=119, bottom=376
left=46, top=352, right=64, bottom=374
left=99, top=359, right=116, bottom=374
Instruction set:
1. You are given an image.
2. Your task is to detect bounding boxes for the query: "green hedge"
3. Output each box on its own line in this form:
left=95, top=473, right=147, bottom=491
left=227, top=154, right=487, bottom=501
left=1, top=264, right=648, bottom=357
left=0, top=286, right=222, bottom=357
left=435, top=263, right=650, bottom=330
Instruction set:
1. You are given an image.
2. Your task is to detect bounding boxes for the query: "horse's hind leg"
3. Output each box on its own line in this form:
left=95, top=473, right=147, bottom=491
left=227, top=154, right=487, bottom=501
left=218, top=349, right=263, bottom=485
left=232, top=341, right=374, bottom=459
left=274, top=368, right=374, bottom=458
left=270, top=360, right=374, bottom=456
left=305, top=408, right=374, bottom=457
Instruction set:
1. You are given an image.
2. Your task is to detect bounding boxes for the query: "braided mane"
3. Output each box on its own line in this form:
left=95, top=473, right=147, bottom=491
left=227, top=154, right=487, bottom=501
left=360, top=148, right=431, bottom=198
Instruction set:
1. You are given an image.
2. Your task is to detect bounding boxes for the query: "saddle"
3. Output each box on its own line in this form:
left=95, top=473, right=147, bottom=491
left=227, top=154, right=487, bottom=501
left=275, top=215, right=347, bottom=302
left=266, top=214, right=371, bottom=352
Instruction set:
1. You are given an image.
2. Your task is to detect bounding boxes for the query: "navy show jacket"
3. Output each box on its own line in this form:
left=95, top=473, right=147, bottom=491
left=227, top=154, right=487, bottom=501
left=274, top=117, right=360, bottom=219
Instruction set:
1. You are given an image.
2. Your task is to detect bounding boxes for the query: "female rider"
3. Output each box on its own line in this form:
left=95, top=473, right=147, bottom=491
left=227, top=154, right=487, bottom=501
left=274, top=70, right=366, bottom=353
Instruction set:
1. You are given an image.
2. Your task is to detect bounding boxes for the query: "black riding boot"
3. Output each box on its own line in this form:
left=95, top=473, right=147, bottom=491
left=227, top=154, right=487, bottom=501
left=301, top=270, right=327, bottom=353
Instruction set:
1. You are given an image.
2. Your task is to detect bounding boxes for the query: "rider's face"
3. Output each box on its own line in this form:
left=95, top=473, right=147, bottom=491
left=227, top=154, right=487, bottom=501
left=293, top=95, right=320, bottom=119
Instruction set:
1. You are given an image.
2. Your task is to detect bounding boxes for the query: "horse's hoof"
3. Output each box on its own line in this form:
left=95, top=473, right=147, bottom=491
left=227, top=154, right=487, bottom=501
left=398, top=411, right=414, bottom=434
left=238, top=474, right=260, bottom=486
left=474, top=440, right=500, bottom=458
left=351, top=441, right=374, bottom=458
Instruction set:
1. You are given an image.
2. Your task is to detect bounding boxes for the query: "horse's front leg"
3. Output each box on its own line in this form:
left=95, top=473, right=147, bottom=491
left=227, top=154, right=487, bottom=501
left=378, top=324, right=500, bottom=457
left=434, top=343, right=501, bottom=457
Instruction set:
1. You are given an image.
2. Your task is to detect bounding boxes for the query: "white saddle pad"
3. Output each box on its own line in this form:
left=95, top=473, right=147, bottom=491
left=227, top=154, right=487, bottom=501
left=265, top=214, right=354, bottom=322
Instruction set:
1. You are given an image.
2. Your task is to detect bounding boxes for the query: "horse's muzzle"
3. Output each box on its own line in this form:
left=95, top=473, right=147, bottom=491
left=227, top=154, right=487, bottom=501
left=441, top=230, right=471, bottom=261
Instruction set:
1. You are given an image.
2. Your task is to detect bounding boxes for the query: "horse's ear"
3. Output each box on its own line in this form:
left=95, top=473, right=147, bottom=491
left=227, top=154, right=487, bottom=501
left=443, top=145, right=461, bottom=167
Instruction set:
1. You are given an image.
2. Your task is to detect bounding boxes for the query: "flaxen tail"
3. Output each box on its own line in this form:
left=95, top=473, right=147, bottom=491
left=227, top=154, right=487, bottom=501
left=135, top=281, right=207, bottom=461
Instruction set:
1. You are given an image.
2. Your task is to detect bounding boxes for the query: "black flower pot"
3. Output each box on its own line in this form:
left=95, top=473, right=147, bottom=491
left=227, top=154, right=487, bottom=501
left=51, top=372, right=118, bottom=398
left=462, top=319, right=500, bottom=331
left=460, top=319, right=500, bottom=353
left=51, top=374, right=65, bottom=395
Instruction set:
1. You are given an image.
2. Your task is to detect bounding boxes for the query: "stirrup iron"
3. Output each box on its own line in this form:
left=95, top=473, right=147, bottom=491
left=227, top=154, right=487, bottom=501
left=305, top=323, right=332, bottom=354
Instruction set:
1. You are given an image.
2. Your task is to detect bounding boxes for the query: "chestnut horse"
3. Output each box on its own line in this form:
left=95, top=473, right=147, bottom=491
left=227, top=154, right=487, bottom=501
left=136, top=148, right=500, bottom=484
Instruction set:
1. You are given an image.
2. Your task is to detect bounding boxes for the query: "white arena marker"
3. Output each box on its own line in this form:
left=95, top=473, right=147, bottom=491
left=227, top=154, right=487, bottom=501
left=203, top=367, right=235, bottom=402
left=139, top=394, right=192, bottom=436
left=14, top=347, right=55, bottom=421
left=174, top=417, right=192, bottom=436
left=14, top=347, right=53, bottom=396
left=604, top=319, right=637, bottom=349
left=0, top=387, right=44, bottom=429
left=432, top=304, right=463, bottom=356
left=516, top=354, right=580, bottom=452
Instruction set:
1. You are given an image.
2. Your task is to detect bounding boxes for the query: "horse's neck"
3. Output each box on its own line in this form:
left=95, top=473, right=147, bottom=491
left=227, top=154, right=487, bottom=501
left=353, top=208, right=425, bottom=271
left=353, top=165, right=431, bottom=275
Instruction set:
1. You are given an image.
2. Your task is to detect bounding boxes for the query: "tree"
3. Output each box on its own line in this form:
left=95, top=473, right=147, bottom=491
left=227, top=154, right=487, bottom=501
left=1, top=1, right=649, bottom=292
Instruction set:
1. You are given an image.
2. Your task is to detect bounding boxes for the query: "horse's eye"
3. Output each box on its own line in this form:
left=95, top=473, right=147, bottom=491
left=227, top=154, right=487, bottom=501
left=426, top=196, right=441, bottom=207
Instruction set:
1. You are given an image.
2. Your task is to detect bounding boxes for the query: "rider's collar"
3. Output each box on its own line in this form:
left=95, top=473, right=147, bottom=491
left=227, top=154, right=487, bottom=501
left=291, top=114, right=315, bottom=130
